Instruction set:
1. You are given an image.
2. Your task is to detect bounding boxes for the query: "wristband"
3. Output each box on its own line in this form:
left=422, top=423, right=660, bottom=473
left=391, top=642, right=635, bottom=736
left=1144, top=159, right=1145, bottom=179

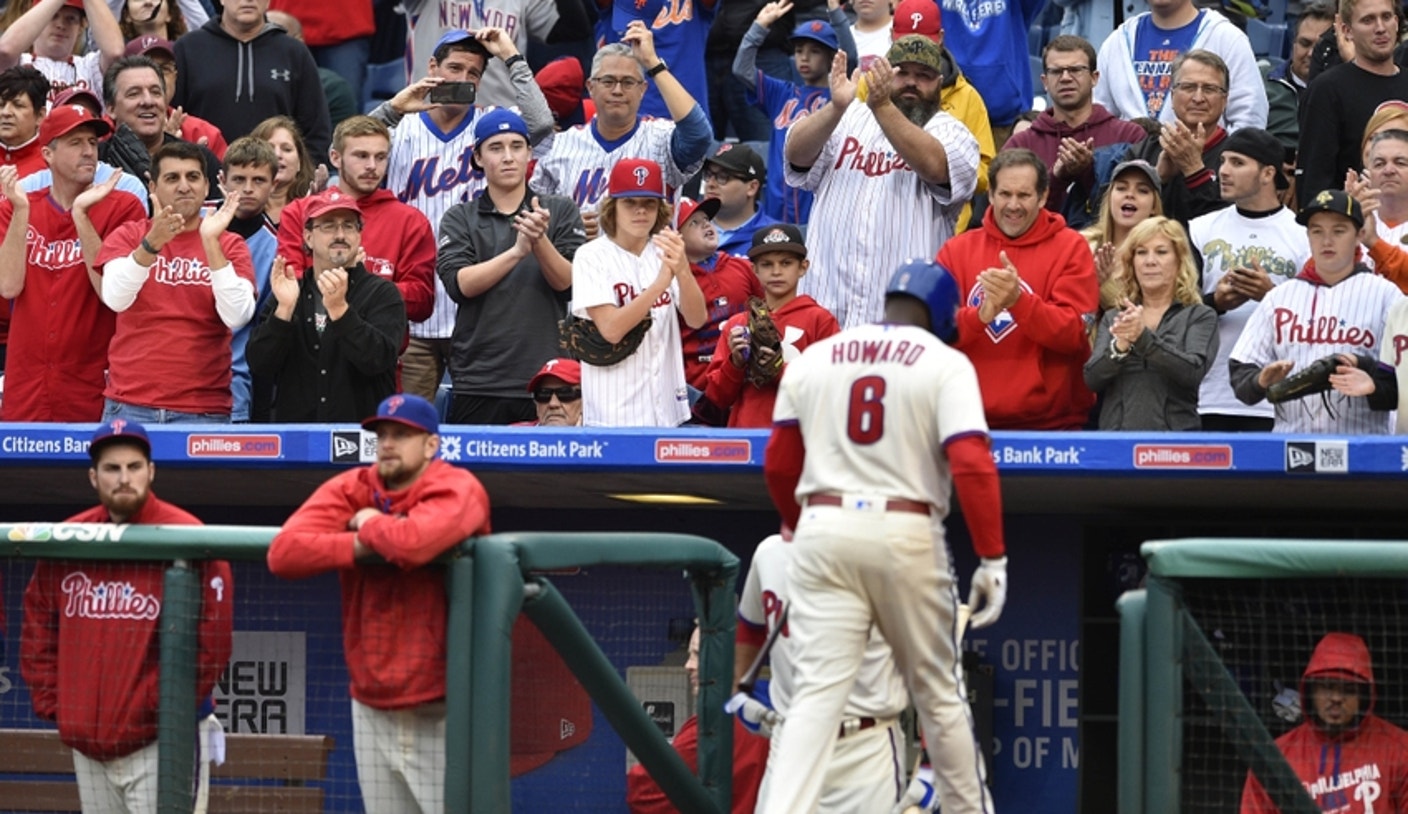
left=1109, top=337, right=1130, bottom=360
left=140, top=237, right=159, bottom=255
left=504, top=54, right=526, bottom=69
left=646, top=60, right=669, bottom=77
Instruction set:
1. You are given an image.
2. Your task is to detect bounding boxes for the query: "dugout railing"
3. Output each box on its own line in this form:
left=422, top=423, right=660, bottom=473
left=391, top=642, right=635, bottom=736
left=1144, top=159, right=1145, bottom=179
left=0, top=524, right=738, bottom=814
left=1117, top=538, right=1408, bottom=814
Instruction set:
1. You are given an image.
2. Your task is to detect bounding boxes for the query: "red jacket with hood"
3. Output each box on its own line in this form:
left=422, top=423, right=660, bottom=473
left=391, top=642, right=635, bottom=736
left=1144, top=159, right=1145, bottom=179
left=1241, top=633, right=1408, bottom=813
left=937, top=206, right=1098, bottom=430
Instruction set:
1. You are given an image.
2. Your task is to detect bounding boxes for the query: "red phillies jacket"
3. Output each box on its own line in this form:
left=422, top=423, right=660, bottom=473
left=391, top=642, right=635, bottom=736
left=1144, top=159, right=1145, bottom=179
left=267, top=0, right=375, bottom=47
left=277, top=188, right=437, bottom=323
left=1242, top=633, right=1408, bottom=813
left=21, top=496, right=234, bottom=760
left=937, top=206, right=1098, bottom=430
left=702, top=295, right=839, bottom=428
left=267, top=459, right=491, bottom=709
left=680, top=252, right=764, bottom=389
left=626, top=715, right=770, bottom=814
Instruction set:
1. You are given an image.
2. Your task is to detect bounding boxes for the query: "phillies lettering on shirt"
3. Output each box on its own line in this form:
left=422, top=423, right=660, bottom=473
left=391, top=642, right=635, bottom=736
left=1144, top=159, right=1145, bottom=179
left=1393, top=333, right=1407, bottom=366
left=614, top=281, right=673, bottom=308
left=152, top=255, right=216, bottom=285
left=61, top=572, right=160, bottom=620
left=1273, top=308, right=1375, bottom=346
left=1303, top=762, right=1381, bottom=810
left=25, top=228, right=82, bottom=269
left=834, top=138, right=909, bottom=176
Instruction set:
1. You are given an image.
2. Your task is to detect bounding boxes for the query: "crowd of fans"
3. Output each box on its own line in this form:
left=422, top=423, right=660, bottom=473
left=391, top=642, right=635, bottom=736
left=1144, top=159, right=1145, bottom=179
left=0, top=0, right=1404, bottom=433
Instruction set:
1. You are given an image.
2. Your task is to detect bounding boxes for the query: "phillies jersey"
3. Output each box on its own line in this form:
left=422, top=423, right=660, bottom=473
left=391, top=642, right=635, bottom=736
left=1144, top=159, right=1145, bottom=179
left=748, top=73, right=829, bottom=223
left=704, top=294, right=840, bottom=428
left=787, top=104, right=979, bottom=329
left=20, top=495, right=233, bottom=761
left=530, top=119, right=705, bottom=215
left=1381, top=298, right=1408, bottom=434
left=1187, top=205, right=1309, bottom=420
left=97, top=223, right=257, bottom=414
left=738, top=533, right=908, bottom=719
left=21, top=52, right=102, bottom=108
left=0, top=188, right=147, bottom=421
left=1230, top=267, right=1404, bottom=434
left=680, top=252, right=763, bottom=389
left=268, top=459, right=491, bottom=709
left=572, top=236, right=691, bottom=427
left=277, top=188, right=437, bottom=324
left=773, top=322, right=988, bottom=515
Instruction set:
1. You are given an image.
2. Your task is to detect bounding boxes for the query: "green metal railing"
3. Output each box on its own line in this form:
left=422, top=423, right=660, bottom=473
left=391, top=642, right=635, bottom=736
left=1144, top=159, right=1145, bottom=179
left=1, top=523, right=738, bottom=813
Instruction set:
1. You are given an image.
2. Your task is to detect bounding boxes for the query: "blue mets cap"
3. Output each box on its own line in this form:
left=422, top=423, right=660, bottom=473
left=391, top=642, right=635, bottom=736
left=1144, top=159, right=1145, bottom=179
left=89, top=418, right=151, bottom=461
left=434, top=29, right=476, bottom=52
left=791, top=20, right=839, bottom=52
left=363, top=394, right=440, bottom=436
left=473, top=108, right=530, bottom=151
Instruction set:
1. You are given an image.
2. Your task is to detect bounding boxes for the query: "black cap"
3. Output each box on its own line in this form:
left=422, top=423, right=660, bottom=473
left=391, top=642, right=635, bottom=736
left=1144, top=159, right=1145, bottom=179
left=705, top=143, right=766, bottom=182
left=747, top=224, right=806, bottom=259
left=1297, top=189, right=1365, bottom=229
left=1221, top=127, right=1289, bottom=190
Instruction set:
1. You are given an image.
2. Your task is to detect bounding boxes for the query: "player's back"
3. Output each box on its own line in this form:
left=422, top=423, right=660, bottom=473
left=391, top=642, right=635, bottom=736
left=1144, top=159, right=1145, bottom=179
left=775, top=322, right=988, bottom=517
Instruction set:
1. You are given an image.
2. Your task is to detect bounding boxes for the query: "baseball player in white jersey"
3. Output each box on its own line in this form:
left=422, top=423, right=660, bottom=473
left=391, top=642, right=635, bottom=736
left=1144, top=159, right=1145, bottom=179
left=571, top=158, right=706, bottom=426
left=760, top=259, right=1006, bottom=814
left=373, top=27, right=555, bottom=400
left=530, top=24, right=712, bottom=240
left=1187, top=127, right=1310, bottom=431
left=1229, top=190, right=1405, bottom=434
left=736, top=532, right=916, bottom=812
left=784, top=37, right=979, bottom=330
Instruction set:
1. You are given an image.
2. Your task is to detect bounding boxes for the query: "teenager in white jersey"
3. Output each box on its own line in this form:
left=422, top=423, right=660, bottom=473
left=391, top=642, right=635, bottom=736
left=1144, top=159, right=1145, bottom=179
left=1230, top=190, right=1405, bottom=434
left=530, top=23, right=712, bottom=241
left=735, top=531, right=918, bottom=812
left=571, top=158, right=706, bottom=427
left=371, top=27, right=555, bottom=401
left=1188, top=127, right=1310, bottom=431
left=760, top=259, right=1006, bottom=814
left=0, top=0, right=123, bottom=107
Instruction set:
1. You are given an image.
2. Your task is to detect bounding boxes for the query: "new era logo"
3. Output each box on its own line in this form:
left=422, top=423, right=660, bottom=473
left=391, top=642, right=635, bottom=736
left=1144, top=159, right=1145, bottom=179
left=331, top=430, right=377, bottom=464
left=1286, top=443, right=1315, bottom=472
left=560, top=718, right=576, bottom=740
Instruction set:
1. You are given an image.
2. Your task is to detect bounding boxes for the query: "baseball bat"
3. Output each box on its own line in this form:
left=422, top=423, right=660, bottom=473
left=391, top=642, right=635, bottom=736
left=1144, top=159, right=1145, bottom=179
left=903, top=603, right=972, bottom=814
left=738, top=604, right=788, bottom=695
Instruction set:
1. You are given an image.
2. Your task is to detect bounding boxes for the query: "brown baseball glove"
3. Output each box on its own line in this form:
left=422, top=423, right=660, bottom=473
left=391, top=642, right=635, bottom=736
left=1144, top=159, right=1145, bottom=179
left=559, top=315, right=652, bottom=367
left=1266, top=353, right=1376, bottom=404
left=744, top=296, right=784, bottom=387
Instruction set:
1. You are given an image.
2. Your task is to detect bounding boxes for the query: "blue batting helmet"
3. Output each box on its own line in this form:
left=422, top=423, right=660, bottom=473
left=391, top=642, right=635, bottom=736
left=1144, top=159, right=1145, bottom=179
left=885, top=259, right=960, bottom=344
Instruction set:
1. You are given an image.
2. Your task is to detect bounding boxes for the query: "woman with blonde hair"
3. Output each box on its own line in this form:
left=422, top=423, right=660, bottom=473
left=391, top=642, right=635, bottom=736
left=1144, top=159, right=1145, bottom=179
left=1081, top=159, right=1164, bottom=314
left=249, top=116, right=317, bottom=229
left=1084, top=216, right=1220, bottom=430
left=570, top=158, right=706, bottom=427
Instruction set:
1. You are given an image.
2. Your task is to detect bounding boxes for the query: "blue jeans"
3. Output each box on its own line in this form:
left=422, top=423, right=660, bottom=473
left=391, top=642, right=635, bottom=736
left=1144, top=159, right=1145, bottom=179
left=312, top=38, right=373, bottom=111
left=103, top=399, right=229, bottom=424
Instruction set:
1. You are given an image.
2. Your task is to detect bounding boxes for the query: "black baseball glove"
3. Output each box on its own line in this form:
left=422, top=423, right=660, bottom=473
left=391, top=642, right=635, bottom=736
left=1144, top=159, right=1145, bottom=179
left=744, top=297, right=784, bottom=387
left=559, top=314, right=652, bottom=367
left=1266, top=353, right=1377, bottom=404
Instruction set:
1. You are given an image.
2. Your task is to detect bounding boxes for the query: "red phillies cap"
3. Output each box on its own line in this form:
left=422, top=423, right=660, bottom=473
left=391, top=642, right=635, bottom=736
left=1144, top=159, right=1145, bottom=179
left=526, top=358, right=582, bottom=392
left=673, top=196, right=721, bottom=230
left=123, top=35, right=175, bottom=59
left=608, top=158, right=665, bottom=199
left=303, top=188, right=361, bottom=223
left=39, top=103, right=112, bottom=146
left=52, top=86, right=103, bottom=115
left=509, top=618, right=593, bottom=776
left=892, top=0, right=943, bottom=42
left=33, top=0, right=84, bottom=9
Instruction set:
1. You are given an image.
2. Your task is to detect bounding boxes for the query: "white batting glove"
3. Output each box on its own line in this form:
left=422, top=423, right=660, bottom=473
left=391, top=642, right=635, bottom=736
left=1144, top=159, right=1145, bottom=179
left=890, top=766, right=936, bottom=813
left=724, top=692, right=782, bottom=737
left=967, top=556, right=1008, bottom=629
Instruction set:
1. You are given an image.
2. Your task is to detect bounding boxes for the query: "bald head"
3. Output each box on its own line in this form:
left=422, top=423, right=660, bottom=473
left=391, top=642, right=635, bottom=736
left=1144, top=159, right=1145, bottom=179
left=265, top=9, right=302, bottom=40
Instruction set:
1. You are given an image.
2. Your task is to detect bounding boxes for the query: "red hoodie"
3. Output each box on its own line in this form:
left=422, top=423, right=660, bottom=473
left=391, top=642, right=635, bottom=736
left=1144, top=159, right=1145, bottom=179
left=938, top=206, right=1097, bottom=430
left=21, top=496, right=233, bottom=760
left=1241, top=633, right=1408, bottom=813
left=268, top=459, right=490, bottom=709
left=277, top=188, right=437, bottom=323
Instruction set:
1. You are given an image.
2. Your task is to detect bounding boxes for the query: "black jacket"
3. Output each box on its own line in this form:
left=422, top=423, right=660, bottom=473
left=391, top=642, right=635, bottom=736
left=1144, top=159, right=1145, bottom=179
left=246, top=263, right=406, bottom=422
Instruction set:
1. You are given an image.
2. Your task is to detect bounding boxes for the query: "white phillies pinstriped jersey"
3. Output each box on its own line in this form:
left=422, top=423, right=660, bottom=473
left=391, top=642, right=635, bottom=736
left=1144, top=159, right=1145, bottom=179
left=571, top=236, right=690, bottom=427
left=773, top=322, right=989, bottom=514
left=738, top=534, right=908, bottom=719
left=1188, top=205, right=1310, bottom=419
left=1230, top=270, right=1404, bottom=434
left=785, top=105, right=979, bottom=330
left=1380, top=298, right=1408, bottom=434
left=529, top=119, right=704, bottom=214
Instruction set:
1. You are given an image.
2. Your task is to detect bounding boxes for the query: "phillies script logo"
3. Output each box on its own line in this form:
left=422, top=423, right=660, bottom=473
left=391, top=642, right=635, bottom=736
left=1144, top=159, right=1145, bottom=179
left=1393, top=333, right=1408, bottom=366
left=613, top=281, right=672, bottom=308
left=26, top=227, right=82, bottom=271
left=834, top=137, right=909, bottom=177
left=154, top=256, right=212, bottom=286
left=761, top=589, right=789, bottom=637
left=61, top=571, right=160, bottom=620
left=1273, top=308, right=1374, bottom=347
